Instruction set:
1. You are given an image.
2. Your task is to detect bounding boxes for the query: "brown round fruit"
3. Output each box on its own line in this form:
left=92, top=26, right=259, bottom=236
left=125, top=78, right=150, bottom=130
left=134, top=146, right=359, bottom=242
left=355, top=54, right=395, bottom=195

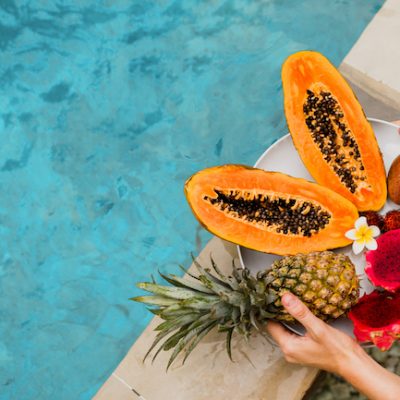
left=384, top=210, right=400, bottom=232
left=388, top=155, right=400, bottom=205
left=360, top=211, right=384, bottom=231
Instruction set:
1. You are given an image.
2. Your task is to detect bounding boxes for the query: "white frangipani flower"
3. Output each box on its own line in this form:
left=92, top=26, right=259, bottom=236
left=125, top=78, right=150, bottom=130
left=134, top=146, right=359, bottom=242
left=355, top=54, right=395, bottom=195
left=345, top=216, right=380, bottom=255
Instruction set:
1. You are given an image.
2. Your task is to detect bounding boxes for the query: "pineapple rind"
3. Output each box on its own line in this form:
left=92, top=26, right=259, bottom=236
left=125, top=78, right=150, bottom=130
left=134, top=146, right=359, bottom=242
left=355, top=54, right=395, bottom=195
left=133, top=251, right=359, bottom=368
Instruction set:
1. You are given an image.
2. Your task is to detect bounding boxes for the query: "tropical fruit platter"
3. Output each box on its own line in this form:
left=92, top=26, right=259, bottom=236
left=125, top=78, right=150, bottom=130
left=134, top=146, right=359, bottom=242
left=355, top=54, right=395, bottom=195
left=134, top=51, right=400, bottom=368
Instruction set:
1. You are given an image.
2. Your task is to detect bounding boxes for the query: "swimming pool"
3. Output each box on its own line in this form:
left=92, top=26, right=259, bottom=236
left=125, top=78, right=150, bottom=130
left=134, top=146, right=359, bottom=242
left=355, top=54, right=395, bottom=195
left=0, top=1, right=384, bottom=398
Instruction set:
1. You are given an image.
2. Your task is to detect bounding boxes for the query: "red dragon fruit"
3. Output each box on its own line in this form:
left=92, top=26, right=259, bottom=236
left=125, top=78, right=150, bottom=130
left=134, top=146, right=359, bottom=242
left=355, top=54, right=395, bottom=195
left=365, top=229, right=400, bottom=292
left=349, top=290, right=400, bottom=350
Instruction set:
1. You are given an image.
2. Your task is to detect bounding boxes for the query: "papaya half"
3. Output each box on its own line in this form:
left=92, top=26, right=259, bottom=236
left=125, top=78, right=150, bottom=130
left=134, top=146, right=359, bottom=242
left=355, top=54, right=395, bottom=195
left=185, top=165, right=358, bottom=255
left=282, top=51, right=386, bottom=211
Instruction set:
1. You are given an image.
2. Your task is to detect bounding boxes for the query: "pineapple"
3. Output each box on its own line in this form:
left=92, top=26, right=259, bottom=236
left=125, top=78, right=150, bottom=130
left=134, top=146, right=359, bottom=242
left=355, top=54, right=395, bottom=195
left=133, top=251, right=359, bottom=369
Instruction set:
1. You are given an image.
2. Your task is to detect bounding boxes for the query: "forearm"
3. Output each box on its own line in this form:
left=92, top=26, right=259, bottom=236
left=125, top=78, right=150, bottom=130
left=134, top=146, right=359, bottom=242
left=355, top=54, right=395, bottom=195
left=339, top=346, right=400, bottom=400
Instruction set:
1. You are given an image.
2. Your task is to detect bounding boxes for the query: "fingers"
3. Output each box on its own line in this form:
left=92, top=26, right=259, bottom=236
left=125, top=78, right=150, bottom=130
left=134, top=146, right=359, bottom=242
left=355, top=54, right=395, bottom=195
left=266, top=321, right=315, bottom=365
left=265, top=321, right=295, bottom=347
left=281, top=292, right=325, bottom=337
left=391, top=120, right=400, bottom=134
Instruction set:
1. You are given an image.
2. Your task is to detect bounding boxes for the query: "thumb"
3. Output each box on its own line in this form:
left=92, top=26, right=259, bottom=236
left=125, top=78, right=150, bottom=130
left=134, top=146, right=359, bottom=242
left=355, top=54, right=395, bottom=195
left=282, top=292, right=325, bottom=337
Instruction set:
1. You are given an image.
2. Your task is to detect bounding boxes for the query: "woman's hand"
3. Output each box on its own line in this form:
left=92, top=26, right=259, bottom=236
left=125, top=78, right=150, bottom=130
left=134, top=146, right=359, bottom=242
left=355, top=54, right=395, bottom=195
left=265, top=292, right=360, bottom=374
left=266, top=292, right=400, bottom=400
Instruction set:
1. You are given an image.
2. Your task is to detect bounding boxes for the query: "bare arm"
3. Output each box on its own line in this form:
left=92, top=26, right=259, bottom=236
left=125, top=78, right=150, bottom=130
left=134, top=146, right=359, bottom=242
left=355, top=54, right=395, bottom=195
left=341, top=345, right=400, bottom=400
left=266, top=293, right=400, bottom=400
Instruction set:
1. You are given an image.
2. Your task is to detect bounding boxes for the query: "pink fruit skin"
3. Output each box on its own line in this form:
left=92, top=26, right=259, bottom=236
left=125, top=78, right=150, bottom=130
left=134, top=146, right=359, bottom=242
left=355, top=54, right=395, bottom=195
left=365, top=261, right=400, bottom=292
left=349, top=291, right=400, bottom=351
left=365, top=229, right=400, bottom=292
left=353, top=324, right=400, bottom=351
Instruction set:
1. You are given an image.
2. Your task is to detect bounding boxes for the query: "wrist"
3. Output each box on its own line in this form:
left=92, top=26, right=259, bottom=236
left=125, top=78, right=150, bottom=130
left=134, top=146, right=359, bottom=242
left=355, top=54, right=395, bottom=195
left=336, top=341, right=370, bottom=378
left=335, top=343, right=400, bottom=400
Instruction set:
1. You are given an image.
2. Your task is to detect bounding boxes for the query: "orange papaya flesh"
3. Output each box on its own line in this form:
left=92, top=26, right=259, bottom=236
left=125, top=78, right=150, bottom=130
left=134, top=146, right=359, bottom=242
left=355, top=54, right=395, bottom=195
left=185, top=165, right=359, bottom=255
left=282, top=51, right=387, bottom=211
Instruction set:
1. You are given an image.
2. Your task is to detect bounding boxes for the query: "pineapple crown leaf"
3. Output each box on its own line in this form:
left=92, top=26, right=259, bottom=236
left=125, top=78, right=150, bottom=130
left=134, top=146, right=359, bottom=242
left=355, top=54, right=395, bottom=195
left=182, top=321, right=218, bottom=366
left=178, top=263, right=200, bottom=280
left=137, top=282, right=200, bottom=300
left=147, top=307, right=162, bottom=316
left=151, top=340, right=166, bottom=364
left=163, top=327, right=189, bottom=352
left=180, top=296, right=220, bottom=310
left=225, top=327, right=234, bottom=362
left=154, top=314, right=197, bottom=332
left=209, top=254, right=225, bottom=278
left=151, top=321, right=198, bottom=364
left=166, top=320, right=217, bottom=371
left=239, top=298, right=250, bottom=321
left=191, top=255, right=232, bottom=291
left=232, top=307, right=240, bottom=324
left=191, top=253, right=205, bottom=275
left=210, top=255, right=240, bottom=290
left=259, top=308, right=276, bottom=319
left=157, top=307, right=202, bottom=320
left=158, top=270, right=214, bottom=294
left=210, top=302, right=232, bottom=319
left=198, top=274, right=230, bottom=295
left=159, top=314, right=218, bottom=370
left=148, top=313, right=209, bottom=364
left=143, top=325, right=176, bottom=363
left=249, top=309, right=260, bottom=331
left=131, top=295, right=178, bottom=306
left=135, top=257, right=247, bottom=368
left=232, top=267, right=244, bottom=284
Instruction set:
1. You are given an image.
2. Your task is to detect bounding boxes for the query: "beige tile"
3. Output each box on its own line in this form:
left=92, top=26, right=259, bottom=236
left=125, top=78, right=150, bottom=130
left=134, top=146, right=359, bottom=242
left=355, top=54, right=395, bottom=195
left=340, top=62, right=400, bottom=112
left=342, top=0, right=400, bottom=108
left=95, top=372, right=138, bottom=400
left=340, top=66, right=400, bottom=120
left=95, top=238, right=318, bottom=400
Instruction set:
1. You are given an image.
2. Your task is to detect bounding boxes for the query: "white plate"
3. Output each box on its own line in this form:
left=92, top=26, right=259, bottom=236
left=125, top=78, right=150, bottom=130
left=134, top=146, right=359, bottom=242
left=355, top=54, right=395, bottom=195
left=237, top=118, right=400, bottom=338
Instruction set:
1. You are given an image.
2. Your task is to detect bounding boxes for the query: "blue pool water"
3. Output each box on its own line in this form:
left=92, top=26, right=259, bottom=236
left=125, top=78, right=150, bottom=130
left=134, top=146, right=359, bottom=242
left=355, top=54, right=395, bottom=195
left=0, top=1, right=384, bottom=399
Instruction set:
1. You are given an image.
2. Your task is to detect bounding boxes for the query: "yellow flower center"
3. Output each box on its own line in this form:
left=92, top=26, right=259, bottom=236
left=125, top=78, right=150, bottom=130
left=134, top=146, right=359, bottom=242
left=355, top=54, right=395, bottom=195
left=355, top=225, right=373, bottom=243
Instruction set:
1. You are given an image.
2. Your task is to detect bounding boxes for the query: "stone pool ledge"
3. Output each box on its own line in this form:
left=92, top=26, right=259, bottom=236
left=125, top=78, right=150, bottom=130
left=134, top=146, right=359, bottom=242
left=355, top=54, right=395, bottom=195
left=95, top=237, right=318, bottom=400
left=339, top=0, right=400, bottom=113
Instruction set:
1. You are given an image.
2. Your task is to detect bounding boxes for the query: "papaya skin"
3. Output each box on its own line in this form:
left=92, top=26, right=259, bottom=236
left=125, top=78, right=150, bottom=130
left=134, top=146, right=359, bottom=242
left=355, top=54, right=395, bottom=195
left=282, top=51, right=387, bottom=211
left=388, top=155, right=400, bottom=205
left=185, top=164, right=359, bottom=255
